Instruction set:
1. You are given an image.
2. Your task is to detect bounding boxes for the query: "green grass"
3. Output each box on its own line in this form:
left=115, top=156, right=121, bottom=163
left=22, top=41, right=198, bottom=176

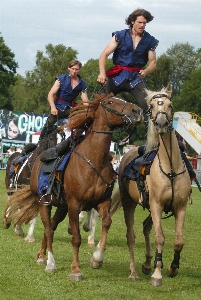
left=0, top=169, right=201, bottom=300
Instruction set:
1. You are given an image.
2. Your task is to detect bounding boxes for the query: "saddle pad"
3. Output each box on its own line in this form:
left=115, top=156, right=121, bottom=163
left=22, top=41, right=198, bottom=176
left=123, top=150, right=157, bottom=181
left=37, top=151, right=72, bottom=196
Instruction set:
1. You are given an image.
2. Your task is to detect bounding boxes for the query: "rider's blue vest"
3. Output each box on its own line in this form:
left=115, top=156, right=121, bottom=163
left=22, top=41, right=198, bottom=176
left=111, top=29, right=159, bottom=87
left=54, top=74, right=87, bottom=110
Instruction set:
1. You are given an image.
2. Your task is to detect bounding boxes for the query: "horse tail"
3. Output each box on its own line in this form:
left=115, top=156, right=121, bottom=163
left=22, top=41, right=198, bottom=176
left=110, top=183, right=121, bottom=216
left=3, top=186, right=39, bottom=227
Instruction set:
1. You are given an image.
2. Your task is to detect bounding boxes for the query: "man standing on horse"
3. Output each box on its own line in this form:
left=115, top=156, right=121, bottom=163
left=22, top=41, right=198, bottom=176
left=40, top=59, right=89, bottom=140
left=97, top=8, right=158, bottom=114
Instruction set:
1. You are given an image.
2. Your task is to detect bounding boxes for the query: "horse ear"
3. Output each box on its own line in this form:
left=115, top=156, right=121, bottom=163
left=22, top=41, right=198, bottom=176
left=144, top=88, right=152, bottom=97
left=165, top=83, right=172, bottom=97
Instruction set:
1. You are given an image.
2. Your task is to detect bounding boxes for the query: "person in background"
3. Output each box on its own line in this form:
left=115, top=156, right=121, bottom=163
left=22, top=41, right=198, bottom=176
left=39, top=59, right=89, bottom=140
left=97, top=8, right=158, bottom=114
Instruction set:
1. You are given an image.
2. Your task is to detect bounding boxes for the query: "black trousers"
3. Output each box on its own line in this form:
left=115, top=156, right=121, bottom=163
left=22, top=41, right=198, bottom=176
left=99, top=78, right=148, bottom=113
left=40, top=108, right=70, bottom=139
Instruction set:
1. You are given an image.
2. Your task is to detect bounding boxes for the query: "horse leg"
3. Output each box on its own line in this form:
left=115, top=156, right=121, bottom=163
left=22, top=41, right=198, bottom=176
left=14, top=224, right=24, bottom=237
left=167, top=208, right=186, bottom=278
left=150, top=204, right=164, bottom=287
left=24, top=216, right=37, bottom=243
left=142, top=214, right=153, bottom=275
left=90, top=200, right=112, bottom=269
left=68, top=205, right=83, bottom=281
left=68, top=211, right=84, bottom=235
left=87, top=208, right=99, bottom=247
left=36, top=203, right=68, bottom=272
left=122, top=199, right=139, bottom=280
left=83, top=210, right=92, bottom=232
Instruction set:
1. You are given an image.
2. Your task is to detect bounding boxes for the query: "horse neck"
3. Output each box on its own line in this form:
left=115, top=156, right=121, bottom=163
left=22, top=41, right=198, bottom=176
left=82, top=111, right=113, bottom=162
left=158, top=130, right=182, bottom=168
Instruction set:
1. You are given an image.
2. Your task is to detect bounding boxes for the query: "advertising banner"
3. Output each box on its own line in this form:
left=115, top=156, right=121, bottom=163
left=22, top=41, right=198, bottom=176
left=0, top=109, right=48, bottom=149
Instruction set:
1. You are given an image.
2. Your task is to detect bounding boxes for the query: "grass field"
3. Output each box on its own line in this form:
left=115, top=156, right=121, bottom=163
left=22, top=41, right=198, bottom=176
left=0, top=169, right=201, bottom=300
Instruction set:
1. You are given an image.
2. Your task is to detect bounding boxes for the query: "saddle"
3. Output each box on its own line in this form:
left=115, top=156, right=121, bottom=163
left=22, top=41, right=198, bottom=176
left=123, top=148, right=157, bottom=209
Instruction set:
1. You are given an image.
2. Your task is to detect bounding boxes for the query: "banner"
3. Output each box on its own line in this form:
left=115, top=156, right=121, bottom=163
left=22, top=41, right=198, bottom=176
left=0, top=109, right=48, bottom=149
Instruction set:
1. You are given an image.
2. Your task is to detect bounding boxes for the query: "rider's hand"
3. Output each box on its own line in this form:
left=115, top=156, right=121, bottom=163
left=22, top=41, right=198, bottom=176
left=50, top=106, right=58, bottom=115
left=97, top=74, right=106, bottom=84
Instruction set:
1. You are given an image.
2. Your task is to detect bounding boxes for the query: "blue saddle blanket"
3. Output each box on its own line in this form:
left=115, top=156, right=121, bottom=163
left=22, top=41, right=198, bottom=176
left=123, top=150, right=157, bottom=181
left=38, top=152, right=72, bottom=195
left=9, top=154, right=29, bottom=178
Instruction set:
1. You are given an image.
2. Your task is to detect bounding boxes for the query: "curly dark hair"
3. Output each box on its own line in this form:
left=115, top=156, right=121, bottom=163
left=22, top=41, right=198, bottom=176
left=125, top=8, right=154, bottom=28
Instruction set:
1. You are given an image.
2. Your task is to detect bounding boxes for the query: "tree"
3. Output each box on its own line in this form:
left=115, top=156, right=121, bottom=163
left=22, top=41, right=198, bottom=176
left=172, top=67, right=201, bottom=116
left=0, top=34, right=18, bottom=110
left=147, top=54, right=173, bottom=90
left=166, top=43, right=201, bottom=96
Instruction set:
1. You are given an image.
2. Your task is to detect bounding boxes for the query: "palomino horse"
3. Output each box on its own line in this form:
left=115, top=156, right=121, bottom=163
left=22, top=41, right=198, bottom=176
left=3, top=128, right=60, bottom=241
left=5, top=93, right=142, bottom=280
left=117, top=84, right=191, bottom=286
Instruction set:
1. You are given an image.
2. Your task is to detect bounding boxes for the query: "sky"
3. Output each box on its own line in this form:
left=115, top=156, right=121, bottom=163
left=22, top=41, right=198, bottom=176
left=1, top=0, right=201, bottom=76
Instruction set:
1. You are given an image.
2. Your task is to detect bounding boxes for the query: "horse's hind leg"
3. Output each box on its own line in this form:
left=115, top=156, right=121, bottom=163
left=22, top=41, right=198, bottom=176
left=87, top=209, right=99, bottom=247
left=24, top=216, right=37, bottom=243
left=167, top=208, right=186, bottom=278
left=142, top=214, right=153, bottom=275
left=90, top=200, right=112, bottom=269
left=123, top=199, right=139, bottom=280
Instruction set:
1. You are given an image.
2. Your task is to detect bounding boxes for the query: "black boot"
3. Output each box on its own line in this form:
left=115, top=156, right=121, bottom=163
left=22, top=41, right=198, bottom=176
left=40, top=138, right=72, bottom=162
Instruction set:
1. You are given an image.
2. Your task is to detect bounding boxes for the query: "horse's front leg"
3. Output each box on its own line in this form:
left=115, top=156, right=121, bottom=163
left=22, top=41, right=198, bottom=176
left=68, top=206, right=82, bottom=281
left=167, top=208, right=186, bottom=278
left=142, top=214, right=153, bottom=275
left=150, top=203, right=164, bottom=287
left=90, top=200, right=112, bottom=269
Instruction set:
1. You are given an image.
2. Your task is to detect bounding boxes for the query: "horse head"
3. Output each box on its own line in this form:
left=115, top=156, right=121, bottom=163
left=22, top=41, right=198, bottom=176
left=145, top=83, right=173, bottom=134
left=97, top=93, right=143, bottom=130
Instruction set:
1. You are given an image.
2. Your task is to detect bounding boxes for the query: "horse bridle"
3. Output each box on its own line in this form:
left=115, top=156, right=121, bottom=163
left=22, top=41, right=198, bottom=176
left=146, top=94, right=173, bottom=132
left=85, top=96, right=134, bottom=134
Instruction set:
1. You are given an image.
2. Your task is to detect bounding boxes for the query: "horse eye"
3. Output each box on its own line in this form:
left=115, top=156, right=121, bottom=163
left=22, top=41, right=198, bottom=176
left=108, top=101, right=113, bottom=104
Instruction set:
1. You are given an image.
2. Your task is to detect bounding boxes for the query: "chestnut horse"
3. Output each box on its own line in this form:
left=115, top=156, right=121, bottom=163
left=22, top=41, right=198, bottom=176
left=117, top=84, right=191, bottom=286
left=4, top=94, right=143, bottom=280
left=3, top=128, right=60, bottom=241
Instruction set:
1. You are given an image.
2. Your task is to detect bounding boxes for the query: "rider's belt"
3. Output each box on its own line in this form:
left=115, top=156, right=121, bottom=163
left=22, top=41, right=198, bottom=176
left=56, top=96, right=77, bottom=107
left=106, top=65, right=142, bottom=78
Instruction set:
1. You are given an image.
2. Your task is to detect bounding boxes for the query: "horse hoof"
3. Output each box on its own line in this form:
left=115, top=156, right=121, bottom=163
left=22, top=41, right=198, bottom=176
left=150, top=276, right=162, bottom=287
left=88, top=242, right=95, bottom=247
left=3, top=222, right=11, bottom=229
left=83, top=223, right=90, bottom=232
left=36, top=257, right=46, bottom=265
left=24, top=236, right=35, bottom=243
left=166, top=266, right=178, bottom=278
left=129, top=274, right=139, bottom=281
left=90, top=257, right=103, bottom=269
left=142, top=265, right=151, bottom=275
left=69, top=273, right=83, bottom=281
left=45, top=267, right=57, bottom=273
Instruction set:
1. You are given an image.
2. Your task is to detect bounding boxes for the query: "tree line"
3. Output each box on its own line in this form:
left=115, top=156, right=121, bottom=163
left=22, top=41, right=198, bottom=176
left=1, top=33, right=201, bottom=147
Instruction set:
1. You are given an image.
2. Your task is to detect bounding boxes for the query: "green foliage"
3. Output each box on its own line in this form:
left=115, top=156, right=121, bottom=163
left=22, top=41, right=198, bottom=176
left=0, top=170, right=201, bottom=299
left=172, top=67, right=201, bottom=116
left=166, top=43, right=201, bottom=96
left=0, top=34, right=18, bottom=110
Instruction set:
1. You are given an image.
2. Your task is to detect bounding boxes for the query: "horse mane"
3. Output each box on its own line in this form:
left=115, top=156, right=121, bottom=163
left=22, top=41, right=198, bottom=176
left=65, top=94, right=108, bottom=132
